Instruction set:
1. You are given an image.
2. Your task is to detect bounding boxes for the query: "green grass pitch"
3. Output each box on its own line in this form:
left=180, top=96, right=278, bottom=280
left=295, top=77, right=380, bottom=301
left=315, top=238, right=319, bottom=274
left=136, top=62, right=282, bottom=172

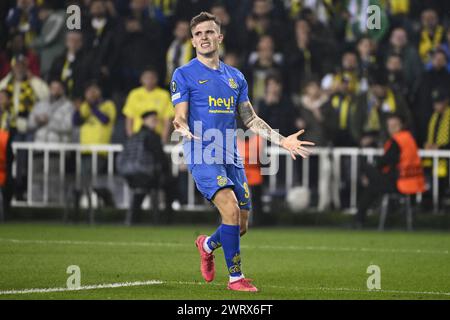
left=0, top=223, right=449, bottom=300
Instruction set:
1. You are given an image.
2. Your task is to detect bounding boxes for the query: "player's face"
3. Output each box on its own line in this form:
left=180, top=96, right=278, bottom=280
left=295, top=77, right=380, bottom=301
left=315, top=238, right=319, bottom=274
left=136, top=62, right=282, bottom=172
left=191, top=21, right=223, bottom=57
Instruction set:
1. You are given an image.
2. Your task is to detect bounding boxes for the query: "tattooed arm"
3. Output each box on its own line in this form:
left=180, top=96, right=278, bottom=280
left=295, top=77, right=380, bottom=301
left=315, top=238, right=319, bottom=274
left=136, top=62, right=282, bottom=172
left=237, top=101, right=315, bottom=160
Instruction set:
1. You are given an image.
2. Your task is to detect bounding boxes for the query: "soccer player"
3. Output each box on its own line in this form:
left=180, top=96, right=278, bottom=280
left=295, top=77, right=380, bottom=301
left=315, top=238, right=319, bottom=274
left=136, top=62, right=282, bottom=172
left=170, top=12, right=314, bottom=292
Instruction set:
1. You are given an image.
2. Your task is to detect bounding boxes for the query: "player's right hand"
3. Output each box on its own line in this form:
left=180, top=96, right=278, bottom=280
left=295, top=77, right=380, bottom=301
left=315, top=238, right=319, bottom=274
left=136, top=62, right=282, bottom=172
left=173, top=119, right=200, bottom=140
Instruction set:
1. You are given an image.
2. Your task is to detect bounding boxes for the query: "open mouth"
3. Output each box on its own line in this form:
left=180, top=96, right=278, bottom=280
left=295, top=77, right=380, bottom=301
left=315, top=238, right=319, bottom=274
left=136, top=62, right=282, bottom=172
left=201, top=42, right=211, bottom=48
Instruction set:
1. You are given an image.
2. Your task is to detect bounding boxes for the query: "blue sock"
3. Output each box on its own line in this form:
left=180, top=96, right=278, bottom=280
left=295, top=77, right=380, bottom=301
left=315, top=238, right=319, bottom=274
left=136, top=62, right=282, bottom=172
left=220, top=224, right=242, bottom=278
left=207, top=226, right=222, bottom=251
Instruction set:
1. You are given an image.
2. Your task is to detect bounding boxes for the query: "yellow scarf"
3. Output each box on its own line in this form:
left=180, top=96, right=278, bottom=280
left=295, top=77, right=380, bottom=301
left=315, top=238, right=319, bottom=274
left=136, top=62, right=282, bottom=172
left=61, top=58, right=74, bottom=96
left=423, top=106, right=450, bottom=177
left=6, top=78, right=36, bottom=115
left=419, top=25, right=444, bottom=63
left=332, top=72, right=359, bottom=94
left=332, top=94, right=352, bottom=130
left=427, top=107, right=450, bottom=147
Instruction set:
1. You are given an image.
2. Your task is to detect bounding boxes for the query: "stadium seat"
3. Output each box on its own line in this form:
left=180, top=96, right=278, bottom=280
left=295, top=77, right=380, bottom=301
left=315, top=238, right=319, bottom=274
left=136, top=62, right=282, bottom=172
left=378, top=193, right=413, bottom=231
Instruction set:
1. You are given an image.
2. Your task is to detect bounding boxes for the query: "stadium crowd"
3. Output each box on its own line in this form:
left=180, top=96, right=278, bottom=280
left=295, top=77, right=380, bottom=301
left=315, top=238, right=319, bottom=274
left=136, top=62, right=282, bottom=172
left=1, top=0, right=450, bottom=216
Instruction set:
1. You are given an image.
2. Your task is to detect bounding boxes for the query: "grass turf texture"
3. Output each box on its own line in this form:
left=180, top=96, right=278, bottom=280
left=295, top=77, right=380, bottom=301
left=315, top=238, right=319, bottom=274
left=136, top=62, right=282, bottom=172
left=0, top=223, right=449, bottom=300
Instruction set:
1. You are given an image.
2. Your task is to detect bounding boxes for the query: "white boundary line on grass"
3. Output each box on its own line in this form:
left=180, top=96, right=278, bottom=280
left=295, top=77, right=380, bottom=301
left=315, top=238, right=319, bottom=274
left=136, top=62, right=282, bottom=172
left=0, top=280, right=163, bottom=295
left=170, top=281, right=450, bottom=297
left=1, top=280, right=449, bottom=297
left=0, top=238, right=448, bottom=255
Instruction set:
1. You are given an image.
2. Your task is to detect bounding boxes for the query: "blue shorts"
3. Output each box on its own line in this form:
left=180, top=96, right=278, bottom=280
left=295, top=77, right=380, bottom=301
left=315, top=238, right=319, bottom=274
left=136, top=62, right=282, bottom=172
left=190, top=163, right=252, bottom=210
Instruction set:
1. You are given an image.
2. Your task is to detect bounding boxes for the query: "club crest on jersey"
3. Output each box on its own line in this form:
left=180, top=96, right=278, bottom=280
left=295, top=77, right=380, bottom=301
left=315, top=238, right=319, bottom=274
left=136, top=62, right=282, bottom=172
left=217, top=175, right=228, bottom=187
left=171, top=81, right=177, bottom=93
left=228, top=78, right=238, bottom=89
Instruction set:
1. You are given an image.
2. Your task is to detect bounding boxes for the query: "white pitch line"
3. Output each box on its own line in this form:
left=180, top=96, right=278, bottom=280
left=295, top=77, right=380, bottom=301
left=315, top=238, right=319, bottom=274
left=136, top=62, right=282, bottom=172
left=162, top=281, right=450, bottom=297
left=0, top=238, right=448, bottom=255
left=0, top=280, right=163, bottom=295
left=1, top=280, right=449, bottom=297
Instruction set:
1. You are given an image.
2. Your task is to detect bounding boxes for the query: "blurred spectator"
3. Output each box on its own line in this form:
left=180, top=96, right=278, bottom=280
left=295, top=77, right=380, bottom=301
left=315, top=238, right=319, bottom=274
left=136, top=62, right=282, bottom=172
left=123, top=68, right=174, bottom=143
left=0, top=0, right=14, bottom=48
left=417, top=8, right=444, bottom=65
left=0, top=115, right=14, bottom=219
left=49, top=31, right=88, bottom=99
left=385, top=53, right=409, bottom=98
left=120, top=111, right=174, bottom=225
left=385, top=27, right=422, bottom=96
left=153, top=0, right=178, bottom=27
left=0, top=32, right=40, bottom=78
left=244, top=0, right=286, bottom=51
left=257, top=73, right=295, bottom=137
left=114, top=0, right=163, bottom=92
left=321, top=51, right=360, bottom=95
left=73, top=81, right=116, bottom=149
left=245, top=35, right=284, bottom=103
left=293, top=79, right=328, bottom=146
left=0, top=54, right=49, bottom=134
left=165, top=20, right=194, bottom=85
left=0, top=89, right=15, bottom=216
left=286, top=18, right=323, bottom=95
left=414, top=49, right=450, bottom=146
left=81, top=0, right=117, bottom=98
left=0, top=54, right=48, bottom=201
left=6, top=0, right=40, bottom=47
left=284, top=0, right=333, bottom=26
left=356, top=36, right=378, bottom=92
left=423, top=87, right=450, bottom=200
left=31, top=3, right=66, bottom=78
left=210, top=2, right=243, bottom=56
left=355, top=113, right=425, bottom=227
left=337, top=0, right=389, bottom=44
left=72, top=81, right=117, bottom=210
left=353, top=70, right=411, bottom=147
left=0, top=90, right=15, bottom=132
left=28, top=80, right=74, bottom=143
left=322, top=74, right=357, bottom=147
left=385, top=0, right=412, bottom=30
left=174, top=0, right=211, bottom=21
left=223, top=51, right=242, bottom=69
left=432, top=27, right=450, bottom=72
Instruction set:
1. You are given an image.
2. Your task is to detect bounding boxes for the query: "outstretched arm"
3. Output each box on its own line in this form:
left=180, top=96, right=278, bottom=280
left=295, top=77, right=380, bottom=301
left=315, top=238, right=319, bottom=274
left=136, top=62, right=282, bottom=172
left=237, top=101, right=315, bottom=160
left=173, top=102, right=199, bottom=140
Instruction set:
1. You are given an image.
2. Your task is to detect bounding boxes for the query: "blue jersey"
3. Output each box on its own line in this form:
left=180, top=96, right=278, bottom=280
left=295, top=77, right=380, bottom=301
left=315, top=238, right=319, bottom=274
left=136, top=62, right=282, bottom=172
left=170, top=58, right=249, bottom=168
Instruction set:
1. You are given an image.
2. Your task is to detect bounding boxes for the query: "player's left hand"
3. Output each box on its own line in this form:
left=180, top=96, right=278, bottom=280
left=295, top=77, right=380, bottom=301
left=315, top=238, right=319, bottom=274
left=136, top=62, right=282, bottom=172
left=281, top=129, right=315, bottom=160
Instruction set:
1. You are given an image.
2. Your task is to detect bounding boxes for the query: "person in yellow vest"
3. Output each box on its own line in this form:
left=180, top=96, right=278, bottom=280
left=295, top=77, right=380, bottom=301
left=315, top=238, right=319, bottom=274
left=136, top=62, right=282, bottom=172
left=123, top=67, right=174, bottom=143
left=423, top=87, right=450, bottom=204
left=356, top=113, right=425, bottom=227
